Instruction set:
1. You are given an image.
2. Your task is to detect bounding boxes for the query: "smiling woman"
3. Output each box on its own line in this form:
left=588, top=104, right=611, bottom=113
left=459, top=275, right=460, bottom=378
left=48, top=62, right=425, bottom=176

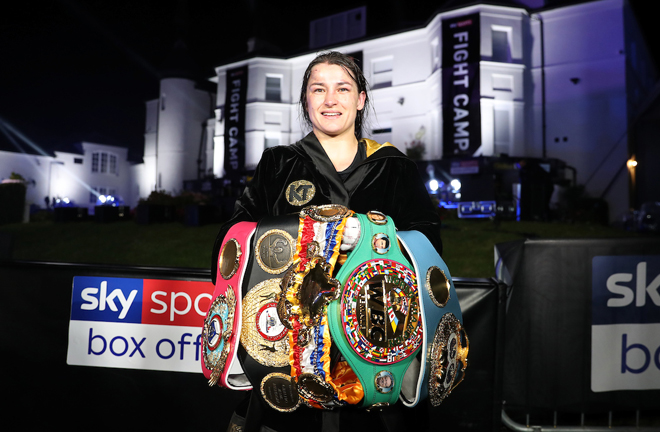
left=210, top=50, right=443, bottom=432
left=304, top=63, right=366, bottom=170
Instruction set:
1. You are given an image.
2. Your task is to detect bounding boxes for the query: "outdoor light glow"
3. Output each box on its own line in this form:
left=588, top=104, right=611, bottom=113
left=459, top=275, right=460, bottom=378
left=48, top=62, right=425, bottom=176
left=627, top=159, right=638, bottom=168
left=429, top=179, right=439, bottom=192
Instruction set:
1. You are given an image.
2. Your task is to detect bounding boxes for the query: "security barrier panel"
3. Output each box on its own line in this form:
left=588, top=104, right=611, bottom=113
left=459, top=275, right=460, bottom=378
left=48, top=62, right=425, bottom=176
left=497, top=238, right=660, bottom=430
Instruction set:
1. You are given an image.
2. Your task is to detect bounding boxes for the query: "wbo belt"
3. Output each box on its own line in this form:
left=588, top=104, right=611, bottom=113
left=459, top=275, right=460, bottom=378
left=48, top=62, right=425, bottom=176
left=328, top=212, right=423, bottom=409
left=201, top=221, right=257, bottom=390
left=397, top=230, right=469, bottom=407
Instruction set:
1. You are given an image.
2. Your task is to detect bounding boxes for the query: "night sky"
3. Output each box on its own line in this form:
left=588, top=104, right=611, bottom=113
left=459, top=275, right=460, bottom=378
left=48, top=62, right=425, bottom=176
left=1, top=0, right=657, bottom=161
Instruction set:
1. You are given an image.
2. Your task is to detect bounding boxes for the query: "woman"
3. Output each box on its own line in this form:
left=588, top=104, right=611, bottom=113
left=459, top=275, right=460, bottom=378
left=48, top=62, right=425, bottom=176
left=212, top=51, right=439, bottom=432
left=211, top=51, right=442, bottom=285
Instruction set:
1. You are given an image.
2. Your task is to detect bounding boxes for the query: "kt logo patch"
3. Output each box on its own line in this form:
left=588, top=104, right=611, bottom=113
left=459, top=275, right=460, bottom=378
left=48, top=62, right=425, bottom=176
left=286, top=180, right=315, bottom=206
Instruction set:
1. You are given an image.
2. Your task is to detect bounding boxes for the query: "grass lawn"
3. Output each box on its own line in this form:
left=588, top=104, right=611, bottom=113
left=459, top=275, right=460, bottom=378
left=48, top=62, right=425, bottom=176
left=0, top=216, right=641, bottom=278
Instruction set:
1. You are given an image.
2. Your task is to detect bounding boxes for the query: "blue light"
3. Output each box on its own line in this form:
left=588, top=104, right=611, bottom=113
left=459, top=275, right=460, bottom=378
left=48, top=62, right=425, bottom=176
left=96, top=195, right=123, bottom=206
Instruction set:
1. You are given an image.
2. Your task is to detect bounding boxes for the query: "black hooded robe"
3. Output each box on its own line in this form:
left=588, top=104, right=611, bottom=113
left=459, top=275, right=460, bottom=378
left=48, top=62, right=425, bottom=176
left=211, top=132, right=443, bottom=285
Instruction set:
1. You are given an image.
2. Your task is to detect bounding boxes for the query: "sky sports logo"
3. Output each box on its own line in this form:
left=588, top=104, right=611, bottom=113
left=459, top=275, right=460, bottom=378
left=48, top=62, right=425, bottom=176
left=68, top=276, right=214, bottom=373
left=591, top=255, right=660, bottom=392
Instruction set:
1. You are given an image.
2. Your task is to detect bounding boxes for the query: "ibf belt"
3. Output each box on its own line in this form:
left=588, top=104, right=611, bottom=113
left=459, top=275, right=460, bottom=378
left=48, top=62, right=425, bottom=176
left=327, top=213, right=423, bottom=409
left=201, top=221, right=257, bottom=390
left=397, top=230, right=468, bottom=407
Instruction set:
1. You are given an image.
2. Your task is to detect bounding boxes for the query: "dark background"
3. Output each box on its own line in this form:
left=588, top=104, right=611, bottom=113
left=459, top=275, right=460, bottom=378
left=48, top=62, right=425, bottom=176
left=1, top=0, right=657, bottom=161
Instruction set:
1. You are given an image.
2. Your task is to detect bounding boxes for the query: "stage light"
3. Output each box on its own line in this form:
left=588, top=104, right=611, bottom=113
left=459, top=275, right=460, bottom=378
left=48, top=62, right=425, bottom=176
left=429, top=179, right=439, bottom=192
left=450, top=179, right=461, bottom=192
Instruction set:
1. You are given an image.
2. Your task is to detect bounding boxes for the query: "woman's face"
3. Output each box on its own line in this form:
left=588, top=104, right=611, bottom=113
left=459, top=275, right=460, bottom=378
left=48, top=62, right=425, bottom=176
left=306, top=62, right=366, bottom=141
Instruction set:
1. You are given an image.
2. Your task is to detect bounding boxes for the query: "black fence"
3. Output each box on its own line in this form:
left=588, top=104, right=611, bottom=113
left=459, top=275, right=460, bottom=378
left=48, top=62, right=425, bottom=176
left=5, top=237, right=658, bottom=431
left=1, top=261, right=503, bottom=431
left=497, top=238, right=660, bottom=429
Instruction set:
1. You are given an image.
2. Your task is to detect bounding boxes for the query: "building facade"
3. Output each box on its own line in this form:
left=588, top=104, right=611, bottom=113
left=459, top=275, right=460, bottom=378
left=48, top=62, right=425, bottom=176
left=210, top=0, right=655, bottom=222
left=1, top=0, right=654, bottom=223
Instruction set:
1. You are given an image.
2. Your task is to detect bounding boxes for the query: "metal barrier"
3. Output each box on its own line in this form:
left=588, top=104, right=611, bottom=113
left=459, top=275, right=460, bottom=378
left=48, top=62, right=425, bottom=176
left=496, top=238, right=660, bottom=432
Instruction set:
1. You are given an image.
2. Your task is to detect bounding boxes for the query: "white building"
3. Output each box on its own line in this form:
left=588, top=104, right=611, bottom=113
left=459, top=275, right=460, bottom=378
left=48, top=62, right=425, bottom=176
left=0, top=0, right=654, bottom=223
left=209, top=0, right=655, bottom=222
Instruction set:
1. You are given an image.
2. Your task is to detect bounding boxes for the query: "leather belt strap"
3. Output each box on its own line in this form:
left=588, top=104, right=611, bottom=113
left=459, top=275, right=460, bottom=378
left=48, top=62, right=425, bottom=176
left=201, top=221, right=257, bottom=390
left=397, top=230, right=468, bottom=407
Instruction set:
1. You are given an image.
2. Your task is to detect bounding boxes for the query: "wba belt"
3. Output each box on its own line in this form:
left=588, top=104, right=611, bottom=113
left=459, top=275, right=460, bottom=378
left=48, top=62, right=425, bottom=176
left=397, top=230, right=468, bottom=407
left=201, top=221, right=256, bottom=390
left=327, top=213, right=423, bottom=409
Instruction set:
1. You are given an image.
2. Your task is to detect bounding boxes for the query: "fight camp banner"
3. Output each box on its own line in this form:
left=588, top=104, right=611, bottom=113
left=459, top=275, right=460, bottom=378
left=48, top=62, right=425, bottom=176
left=442, top=13, right=481, bottom=157
left=591, top=256, right=660, bottom=392
left=67, top=276, right=214, bottom=373
left=224, top=65, right=248, bottom=178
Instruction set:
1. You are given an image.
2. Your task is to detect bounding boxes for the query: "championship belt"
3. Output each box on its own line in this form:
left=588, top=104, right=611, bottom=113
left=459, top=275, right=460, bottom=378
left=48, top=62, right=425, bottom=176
left=201, top=221, right=256, bottom=390
left=327, top=212, right=423, bottom=409
left=397, top=230, right=469, bottom=407
left=277, top=204, right=361, bottom=410
left=238, top=215, right=301, bottom=412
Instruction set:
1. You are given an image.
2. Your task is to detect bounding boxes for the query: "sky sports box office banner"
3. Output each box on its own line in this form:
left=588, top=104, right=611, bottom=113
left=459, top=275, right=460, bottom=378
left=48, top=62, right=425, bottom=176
left=67, top=276, right=213, bottom=372
left=496, top=238, right=660, bottom=422
left=0, top=260, right=504, bottom=431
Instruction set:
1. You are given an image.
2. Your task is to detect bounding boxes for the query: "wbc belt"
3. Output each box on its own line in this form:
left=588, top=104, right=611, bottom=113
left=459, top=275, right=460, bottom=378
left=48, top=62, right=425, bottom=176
left=397, top=230, right=469, bottom=407
left=328, top=212, right=423, bottom=409
left=201, top=221, right=256, bottom=390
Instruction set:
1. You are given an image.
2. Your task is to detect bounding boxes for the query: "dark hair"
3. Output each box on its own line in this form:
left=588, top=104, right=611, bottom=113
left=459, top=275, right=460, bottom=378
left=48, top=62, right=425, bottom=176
left=299, top=51, right=371, bottom=139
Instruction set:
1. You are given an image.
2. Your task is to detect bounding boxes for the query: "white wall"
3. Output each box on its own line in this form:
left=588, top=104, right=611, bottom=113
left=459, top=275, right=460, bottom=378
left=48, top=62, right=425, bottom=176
left=155, top=78, right=214, bottom=195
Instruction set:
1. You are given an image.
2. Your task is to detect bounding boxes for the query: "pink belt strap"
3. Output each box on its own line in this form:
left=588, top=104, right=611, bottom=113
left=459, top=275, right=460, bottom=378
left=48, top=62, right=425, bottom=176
left=201, top=222, right=257, bottom=390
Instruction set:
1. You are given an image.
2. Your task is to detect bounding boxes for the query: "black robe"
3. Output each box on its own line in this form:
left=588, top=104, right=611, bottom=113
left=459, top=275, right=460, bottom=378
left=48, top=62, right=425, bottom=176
left=211, top=132, right=443, bottom=284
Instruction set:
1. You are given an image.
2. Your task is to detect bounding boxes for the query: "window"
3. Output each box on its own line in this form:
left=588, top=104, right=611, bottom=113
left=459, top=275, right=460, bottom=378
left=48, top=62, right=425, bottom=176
left=264, top=132, right=281, bottom=148
left=265, top=76, right=281, bottom=102
left=91, top=151, right=118, bottom=174
left=110, top=154, right=117, bottom=175
left=492, top=27, right=512, bottom=63
left=74, top=158, right=83, bottom=164
left=431, top=37, right=440, bottom=72
left=371, top=57, right=393, bottom=89
left=494, top=107, right=511, bottom=155
left=92, top=153, right=99, bottom=172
